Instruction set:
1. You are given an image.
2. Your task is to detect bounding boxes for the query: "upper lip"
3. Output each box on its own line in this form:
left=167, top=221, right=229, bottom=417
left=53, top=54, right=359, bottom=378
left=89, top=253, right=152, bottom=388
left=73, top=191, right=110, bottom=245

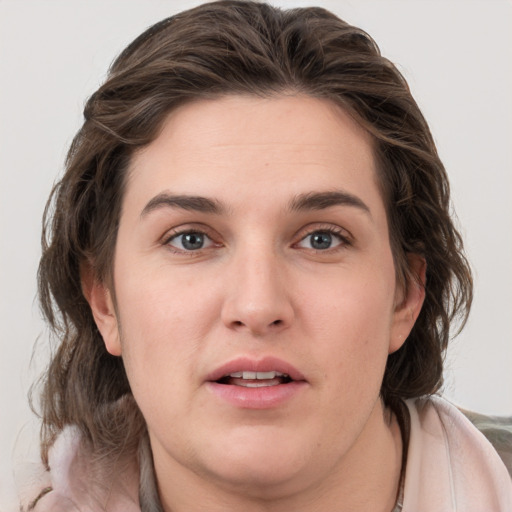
left=206, top=356, right=306, bottom=382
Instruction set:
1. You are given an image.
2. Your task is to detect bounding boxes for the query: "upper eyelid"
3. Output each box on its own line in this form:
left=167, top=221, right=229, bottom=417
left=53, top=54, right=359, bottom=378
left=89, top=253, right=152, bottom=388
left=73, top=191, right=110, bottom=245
left=160, top=222, right=353, bottom=247
left=167, top=229, right=212, bottom=241
left=161, top=223, right=217, bottom=242
left=294, top=223, right=352, bottom=241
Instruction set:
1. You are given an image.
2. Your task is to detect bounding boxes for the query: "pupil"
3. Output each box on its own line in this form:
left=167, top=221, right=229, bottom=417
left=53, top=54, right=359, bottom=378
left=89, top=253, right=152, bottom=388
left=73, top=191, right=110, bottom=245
left=182, top=232, right=204, bottom=250
left=311, top=231, right=332, bottom=249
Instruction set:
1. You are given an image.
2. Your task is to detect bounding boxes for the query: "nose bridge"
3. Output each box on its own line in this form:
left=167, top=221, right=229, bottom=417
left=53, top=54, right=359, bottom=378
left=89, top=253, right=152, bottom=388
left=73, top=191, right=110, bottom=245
left=221, top=238, right=293, bottom=334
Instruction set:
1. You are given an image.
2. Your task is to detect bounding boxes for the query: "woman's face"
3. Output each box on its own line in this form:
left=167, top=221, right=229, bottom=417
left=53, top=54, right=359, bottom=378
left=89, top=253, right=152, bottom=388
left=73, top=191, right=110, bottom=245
left=91, top=95, right=421, bottom=499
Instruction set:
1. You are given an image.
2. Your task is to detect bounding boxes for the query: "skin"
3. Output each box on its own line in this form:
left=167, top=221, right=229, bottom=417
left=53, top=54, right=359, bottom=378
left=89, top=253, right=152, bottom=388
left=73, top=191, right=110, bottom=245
left=88, top=95, right=425, bottom=511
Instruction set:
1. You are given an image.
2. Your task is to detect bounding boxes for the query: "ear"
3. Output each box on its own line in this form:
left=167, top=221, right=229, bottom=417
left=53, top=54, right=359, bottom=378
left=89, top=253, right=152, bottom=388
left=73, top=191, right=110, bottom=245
left=389, top=253, right=426, bottom=354
left=81, top=262, right=122, bottom=356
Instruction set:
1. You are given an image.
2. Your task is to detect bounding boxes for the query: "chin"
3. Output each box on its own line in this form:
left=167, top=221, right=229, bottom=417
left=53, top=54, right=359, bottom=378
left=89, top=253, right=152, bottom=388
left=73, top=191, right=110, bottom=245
left=199, top=425, right=317, bottom=493
left=206, top=459, right=308, bottom=499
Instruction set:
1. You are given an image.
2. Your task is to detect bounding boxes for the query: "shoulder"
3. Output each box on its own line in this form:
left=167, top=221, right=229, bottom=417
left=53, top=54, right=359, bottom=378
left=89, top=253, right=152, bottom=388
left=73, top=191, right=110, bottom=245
left=18, top=426, right=81, bottom=512
left=402, top=396, right=512, bottom=511
left=19, top=426, right=141, bottom=512
left=27, top=488, right=77, bottom=512
left=460, top=406, right=512, bottom=477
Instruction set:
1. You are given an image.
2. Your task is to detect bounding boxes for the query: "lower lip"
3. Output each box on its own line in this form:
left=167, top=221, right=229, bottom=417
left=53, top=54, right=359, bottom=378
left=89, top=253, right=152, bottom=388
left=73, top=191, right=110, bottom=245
left=206, top=381, right=307, bottom=409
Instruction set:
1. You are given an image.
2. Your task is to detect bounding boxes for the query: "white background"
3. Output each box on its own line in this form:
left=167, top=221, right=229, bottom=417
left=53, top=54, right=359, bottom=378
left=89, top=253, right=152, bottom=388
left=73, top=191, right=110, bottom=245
left=1, top=0, right=511, bottom=506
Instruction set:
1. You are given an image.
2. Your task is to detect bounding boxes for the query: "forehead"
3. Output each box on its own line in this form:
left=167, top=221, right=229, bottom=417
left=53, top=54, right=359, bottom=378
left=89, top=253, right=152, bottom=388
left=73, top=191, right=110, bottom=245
left=124, top=94, right=382, bottom=214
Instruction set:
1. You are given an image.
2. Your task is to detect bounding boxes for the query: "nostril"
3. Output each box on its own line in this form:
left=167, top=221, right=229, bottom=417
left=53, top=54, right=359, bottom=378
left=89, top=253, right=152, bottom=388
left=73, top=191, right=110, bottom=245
left=231, top=319, right=282, bottom=328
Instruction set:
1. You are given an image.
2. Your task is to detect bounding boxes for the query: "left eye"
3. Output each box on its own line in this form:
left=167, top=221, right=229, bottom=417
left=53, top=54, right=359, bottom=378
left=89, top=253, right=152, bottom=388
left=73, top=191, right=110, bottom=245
left=297, top=230, right=344, bottom=250
left=167, top=231, right=214, bottom=251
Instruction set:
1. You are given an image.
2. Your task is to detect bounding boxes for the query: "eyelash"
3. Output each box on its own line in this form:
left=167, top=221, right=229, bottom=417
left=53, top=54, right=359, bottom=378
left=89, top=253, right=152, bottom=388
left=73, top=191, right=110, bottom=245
left=294, top=225, right=352, bottom=253
left=162, top=224, right=352, bottom=255
left=163, top=227, right=218, bottom=255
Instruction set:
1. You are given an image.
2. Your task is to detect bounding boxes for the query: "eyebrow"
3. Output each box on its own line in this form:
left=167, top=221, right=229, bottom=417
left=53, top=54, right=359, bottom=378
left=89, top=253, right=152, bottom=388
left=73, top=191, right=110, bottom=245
left=140, top=190, right=371, bottom=218
left=141, top=193, right=225, bottom=217
left=288, top=191, right=371, bottom=216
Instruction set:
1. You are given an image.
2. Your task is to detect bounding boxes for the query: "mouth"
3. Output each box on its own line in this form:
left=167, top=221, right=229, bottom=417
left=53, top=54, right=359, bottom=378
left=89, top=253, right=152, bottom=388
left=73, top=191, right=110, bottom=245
left=205, top=356, right=307, bottom=409
left=215, top=370, right=294, bottom=388
left=207, top=356, right=306, bottom=386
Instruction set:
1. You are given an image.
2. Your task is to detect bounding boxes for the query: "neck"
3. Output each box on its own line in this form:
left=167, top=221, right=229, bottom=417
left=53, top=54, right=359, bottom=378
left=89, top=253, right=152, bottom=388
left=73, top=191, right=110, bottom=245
left=152, top=399, right=403, bottom=512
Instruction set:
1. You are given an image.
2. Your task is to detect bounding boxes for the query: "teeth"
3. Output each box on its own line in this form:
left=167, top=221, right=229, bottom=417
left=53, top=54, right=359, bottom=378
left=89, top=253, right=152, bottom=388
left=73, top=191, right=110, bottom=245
left=228, top=371, right=288, bottom=380
left=238, top=380, right=280, bottom=388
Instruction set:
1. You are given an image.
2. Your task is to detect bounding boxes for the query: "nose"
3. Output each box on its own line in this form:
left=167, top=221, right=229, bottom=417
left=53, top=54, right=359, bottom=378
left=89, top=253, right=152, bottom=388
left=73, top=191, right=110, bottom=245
left=220, top=248, right=294, bottom=336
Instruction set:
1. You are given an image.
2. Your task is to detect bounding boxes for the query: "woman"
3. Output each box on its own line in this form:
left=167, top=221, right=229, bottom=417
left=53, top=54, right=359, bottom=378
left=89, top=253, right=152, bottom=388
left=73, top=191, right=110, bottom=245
left=22, top=1, right=511, bottom=510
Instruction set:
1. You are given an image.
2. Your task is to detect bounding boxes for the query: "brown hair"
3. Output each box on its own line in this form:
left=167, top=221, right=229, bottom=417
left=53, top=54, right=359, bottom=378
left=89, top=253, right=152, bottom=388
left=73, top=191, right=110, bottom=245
left=37, top=0, right=472, bottom=465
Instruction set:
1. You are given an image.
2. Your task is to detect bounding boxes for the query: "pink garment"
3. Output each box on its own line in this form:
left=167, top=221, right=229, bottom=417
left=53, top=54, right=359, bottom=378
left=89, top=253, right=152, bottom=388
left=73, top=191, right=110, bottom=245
left=20, top=397, right=512, bottom=511
left=402, top=396, right=512, bottom=511
left=23, top=426, right=140, bottom=512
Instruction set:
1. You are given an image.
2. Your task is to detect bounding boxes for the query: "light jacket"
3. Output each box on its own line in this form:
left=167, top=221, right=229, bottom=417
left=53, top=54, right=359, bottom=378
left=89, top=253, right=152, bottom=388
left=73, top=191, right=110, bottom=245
left=401, top=396, right=512, bottom=510
left=18, top=396, right=512, bottom=511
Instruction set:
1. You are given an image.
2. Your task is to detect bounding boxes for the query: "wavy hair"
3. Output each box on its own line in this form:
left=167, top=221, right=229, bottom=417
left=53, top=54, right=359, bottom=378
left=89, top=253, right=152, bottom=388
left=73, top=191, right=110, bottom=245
left=37, top=0, right=472, bottom=465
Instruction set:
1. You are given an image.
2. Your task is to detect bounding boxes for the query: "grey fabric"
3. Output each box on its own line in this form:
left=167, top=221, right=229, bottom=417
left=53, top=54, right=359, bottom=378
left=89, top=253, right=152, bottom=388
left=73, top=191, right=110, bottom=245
left=461, top=408, right=512, bottom=479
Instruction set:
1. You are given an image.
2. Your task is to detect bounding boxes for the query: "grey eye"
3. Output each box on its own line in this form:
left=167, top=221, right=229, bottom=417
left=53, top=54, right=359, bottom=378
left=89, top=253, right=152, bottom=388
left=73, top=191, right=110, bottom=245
left=310, top=231, right=333, bottom=249
left=168, top=231, right=212, bottom=251
left=297, top=230, right=343, bottom=250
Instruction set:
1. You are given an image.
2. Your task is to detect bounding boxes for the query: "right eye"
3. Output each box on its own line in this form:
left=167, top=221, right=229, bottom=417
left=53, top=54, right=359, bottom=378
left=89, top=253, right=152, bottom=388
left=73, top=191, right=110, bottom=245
left=166, top=231, right=215, bottom=251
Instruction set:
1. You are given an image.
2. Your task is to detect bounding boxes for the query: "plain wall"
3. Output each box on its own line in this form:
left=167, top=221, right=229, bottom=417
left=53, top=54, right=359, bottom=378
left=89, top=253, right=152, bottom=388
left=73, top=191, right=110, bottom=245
left=1, top=0, right=511, bottom=506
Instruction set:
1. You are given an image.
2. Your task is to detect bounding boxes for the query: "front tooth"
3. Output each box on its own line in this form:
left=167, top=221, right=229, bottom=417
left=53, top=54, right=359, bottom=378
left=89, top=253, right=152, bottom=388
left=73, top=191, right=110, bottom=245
left=256, top=371, right=276, bottom=380
left=242, top=381, right=280, bottom=388
left=232, top=371, right=287, bottom=380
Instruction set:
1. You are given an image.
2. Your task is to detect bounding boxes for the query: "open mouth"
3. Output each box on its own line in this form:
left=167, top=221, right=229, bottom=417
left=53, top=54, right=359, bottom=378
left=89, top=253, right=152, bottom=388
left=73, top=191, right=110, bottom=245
left=216, top=371, right=293, bottom=388
left=207, top=360, right=306, bottom=408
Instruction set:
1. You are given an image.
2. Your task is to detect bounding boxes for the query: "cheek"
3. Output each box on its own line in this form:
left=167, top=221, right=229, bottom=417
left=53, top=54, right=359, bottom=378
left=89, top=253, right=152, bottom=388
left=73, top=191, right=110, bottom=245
left=112, top=262, right=220, bottom=393
left=115, top=255, right=219, bottom=333
left=303, top=265, right=395, bottom=338
left=300, top=262, right=395, bottom=384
